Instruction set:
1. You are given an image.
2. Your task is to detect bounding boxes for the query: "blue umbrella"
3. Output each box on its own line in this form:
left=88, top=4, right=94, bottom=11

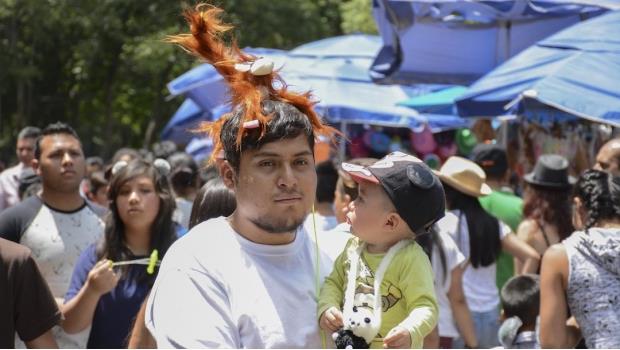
left=398, top=86, right=469, bottom=114
left=371, top=0, right=616, bottom=84
left=455, top=10, right=620, bottom=127
left=161, top=99, right=207, bottom=144
left=164, top=34, right=470, bottom=136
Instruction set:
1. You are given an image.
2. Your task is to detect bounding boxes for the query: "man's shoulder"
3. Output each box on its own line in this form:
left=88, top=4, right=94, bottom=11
left=165, top=217, right=239, bottom=264
left=0, top=196, right=43, bottom=242
left=84, top=200, right=108, bottom=219
left=0, top=163, right=21, bottom=178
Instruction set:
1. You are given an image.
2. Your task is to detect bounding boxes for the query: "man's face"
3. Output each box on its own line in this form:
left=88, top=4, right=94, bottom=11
left=34, top=134, right=85, bottom=194
left=594, top=141, right=620, bottom=176
left=16, top=137, right=36, bottom=166
left=231, top=134, right=316, bottom=234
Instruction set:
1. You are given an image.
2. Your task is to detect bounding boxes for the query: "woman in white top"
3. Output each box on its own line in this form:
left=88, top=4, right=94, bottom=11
left=419, top=229, right=478, bottom=349
left=436, top=157, right=540, bottom=348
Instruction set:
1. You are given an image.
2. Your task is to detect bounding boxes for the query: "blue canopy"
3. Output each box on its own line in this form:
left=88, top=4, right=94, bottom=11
left=163, top=34, right=469, bottom=139
left=398, top=86, right=468, bottom=114
left=455, top=10, right=620, bottom=127
left=371, top=0, right=617, bottom=85
left=161, top=99, right=206, bottom=144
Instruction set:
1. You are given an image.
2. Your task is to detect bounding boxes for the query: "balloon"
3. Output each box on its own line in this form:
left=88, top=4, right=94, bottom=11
left=455, top=128, right=478, bottom=156
left=423, top=153, right=441, bottom=170
left=411, top=125, right=437, bottom=155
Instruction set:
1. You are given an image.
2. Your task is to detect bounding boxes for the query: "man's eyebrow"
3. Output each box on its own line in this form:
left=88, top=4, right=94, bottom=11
left=253, top=150, right=313, bottom=158
left=253, top=152, right=282, bottom=158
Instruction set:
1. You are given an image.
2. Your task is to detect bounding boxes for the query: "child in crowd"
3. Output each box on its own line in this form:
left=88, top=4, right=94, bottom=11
left=318, top=151, right=445, bottom=348
left=498, top=274, right=540, bottom=349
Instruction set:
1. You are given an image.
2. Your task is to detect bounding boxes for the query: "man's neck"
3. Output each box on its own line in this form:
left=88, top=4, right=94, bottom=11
left=40, top=188, right=85, bottom=212
left=228, top=212, right=296, bottom=245
left=315, top=202, right=334, bottom=217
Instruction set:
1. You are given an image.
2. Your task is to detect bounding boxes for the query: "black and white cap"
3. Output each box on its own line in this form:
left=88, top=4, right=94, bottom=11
left=342, top=151, right=446, bottom=234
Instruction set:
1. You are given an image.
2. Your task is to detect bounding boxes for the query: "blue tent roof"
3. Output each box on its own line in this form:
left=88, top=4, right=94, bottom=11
left=455, top=10, right=620, bottom=127
left=370, top=0, right=617, bottom=84
left=397, top=86, right=468, bottom=114
left=163, top=34, right=469, bottom=136
left=161, top=99, right=206, bottom=144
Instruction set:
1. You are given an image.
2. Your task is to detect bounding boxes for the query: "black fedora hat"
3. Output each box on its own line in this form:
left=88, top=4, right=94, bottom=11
left=524, top=154, right=576, bottom=189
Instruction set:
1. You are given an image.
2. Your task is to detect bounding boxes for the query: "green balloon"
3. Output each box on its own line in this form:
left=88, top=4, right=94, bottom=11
left=456, top=129, right=478, bottom=156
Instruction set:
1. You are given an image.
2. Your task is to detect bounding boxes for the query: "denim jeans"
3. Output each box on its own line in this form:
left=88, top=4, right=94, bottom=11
left=453, top=308, right=500, bottom=348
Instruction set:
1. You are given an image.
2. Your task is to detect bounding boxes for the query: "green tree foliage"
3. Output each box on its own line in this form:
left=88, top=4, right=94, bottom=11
left=0, top=0, right=376, bottom=163
left=340, top=0, right=377, bottom=34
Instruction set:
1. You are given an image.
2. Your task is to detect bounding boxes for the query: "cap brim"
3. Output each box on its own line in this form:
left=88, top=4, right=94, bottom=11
left=341, top=162, right=380, bottom=184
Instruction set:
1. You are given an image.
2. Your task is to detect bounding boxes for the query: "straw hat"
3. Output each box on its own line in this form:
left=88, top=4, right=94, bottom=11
left=435, top=156, right=492, bottom=197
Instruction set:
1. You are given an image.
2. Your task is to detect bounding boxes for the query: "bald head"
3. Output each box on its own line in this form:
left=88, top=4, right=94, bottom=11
left=594, top=138, right=620, bottom=176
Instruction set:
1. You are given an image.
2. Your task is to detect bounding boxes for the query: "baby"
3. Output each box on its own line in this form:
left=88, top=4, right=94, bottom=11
left=318, top=152, right=445, bottom=348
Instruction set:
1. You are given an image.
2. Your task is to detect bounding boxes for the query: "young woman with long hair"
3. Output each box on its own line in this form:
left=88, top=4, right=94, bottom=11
left=61, top=159, right=177, bottom=348
left=435, top=156, right=540, bottom=348
left=517, top=154, right=575, bottom=272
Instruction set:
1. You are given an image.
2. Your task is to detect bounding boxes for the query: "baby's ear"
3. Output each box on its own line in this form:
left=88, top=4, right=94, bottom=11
left=384, top=212, right=402, bottom=231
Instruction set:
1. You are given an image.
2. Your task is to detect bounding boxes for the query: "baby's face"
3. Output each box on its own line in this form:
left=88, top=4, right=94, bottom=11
left=346, top=181, right=395, bottom=245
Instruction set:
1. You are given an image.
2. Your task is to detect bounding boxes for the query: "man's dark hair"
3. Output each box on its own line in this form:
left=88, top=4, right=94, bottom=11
left=221, top=100, right=315, bottom=172
left=18, top=126, right=41, bottom=140
left=315, top=161, right=338, bottom=204
left=500, top=274, right=540, bottom=327
left=34, top=122, right=81, bottom=160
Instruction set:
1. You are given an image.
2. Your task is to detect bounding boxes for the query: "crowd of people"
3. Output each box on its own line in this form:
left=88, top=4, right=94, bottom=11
left=2, top=4, right=620, bottom=350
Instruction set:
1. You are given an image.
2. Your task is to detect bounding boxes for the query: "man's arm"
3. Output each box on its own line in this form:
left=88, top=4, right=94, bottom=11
left=24, top=330, right=58, bottom=349
left=13, top=245, right=62, bottom=347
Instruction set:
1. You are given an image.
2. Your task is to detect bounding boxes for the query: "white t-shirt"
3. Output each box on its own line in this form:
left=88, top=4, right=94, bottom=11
left=146, top=216, right=343, bottom=348
left=303, top=212, right=338, bottom=234
left=436, top=210, right=511, bottom=313
left=432, top=231, right=466, bottom=338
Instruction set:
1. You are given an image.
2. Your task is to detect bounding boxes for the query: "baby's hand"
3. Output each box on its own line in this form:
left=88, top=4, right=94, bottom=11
left=383, top=326, right=411, bottom=349
left=319, top=307, right=344, bottom=332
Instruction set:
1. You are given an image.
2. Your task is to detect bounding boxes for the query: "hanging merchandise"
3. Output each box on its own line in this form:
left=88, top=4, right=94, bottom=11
left=411, top=124, right=437, bottom=155
left=434, top=130, right=457, bottom=160
left=364, top=129, right=392, bottom=153
left=455, top=128, right=478, bottom=156
left=349, top=134, right=370, bottom=158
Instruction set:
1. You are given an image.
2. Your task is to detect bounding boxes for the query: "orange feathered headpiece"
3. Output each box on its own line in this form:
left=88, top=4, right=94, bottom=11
left=167, top=4, right=336, bottom=162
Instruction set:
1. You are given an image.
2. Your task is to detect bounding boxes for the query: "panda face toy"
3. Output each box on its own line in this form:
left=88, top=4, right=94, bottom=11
left=346, top=306, right=380, bottom=344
